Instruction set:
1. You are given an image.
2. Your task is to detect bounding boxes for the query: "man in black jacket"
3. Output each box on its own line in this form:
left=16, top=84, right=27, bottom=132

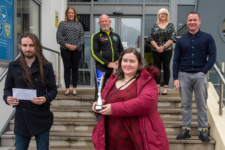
left=3, top=33, right=57, bottom=150
left=91, top=14, right=124, bottom=104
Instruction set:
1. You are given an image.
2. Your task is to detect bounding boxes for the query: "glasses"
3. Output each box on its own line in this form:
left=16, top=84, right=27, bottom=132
left=160, top=13, right=168, bottom=15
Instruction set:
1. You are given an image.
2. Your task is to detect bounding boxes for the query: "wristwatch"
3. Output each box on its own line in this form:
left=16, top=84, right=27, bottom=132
left=163, top=45, right=166, bottom=49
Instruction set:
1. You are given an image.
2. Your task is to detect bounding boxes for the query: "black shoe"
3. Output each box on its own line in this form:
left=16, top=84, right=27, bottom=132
left=176, top=127, right=191, bottom=140
left=64, top=92, right=70, bottom=96
left=162, top=92, right=167, bottom=95
left=199, top=128, right=210, bottom=142
left=72, top=93, right=77, bottom=96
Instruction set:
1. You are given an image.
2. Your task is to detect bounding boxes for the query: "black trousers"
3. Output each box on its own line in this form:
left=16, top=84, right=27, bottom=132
left=61, top=48, right=81, bottom=88
left=152, top=51, right=172, bottom=85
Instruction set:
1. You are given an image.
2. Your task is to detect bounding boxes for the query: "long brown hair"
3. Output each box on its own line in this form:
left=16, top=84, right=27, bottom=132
left=116, top=47, right=146, bottom=79
left=18, top=33, right=50, bottom=88
left=65, top=6, right=78, bottom=22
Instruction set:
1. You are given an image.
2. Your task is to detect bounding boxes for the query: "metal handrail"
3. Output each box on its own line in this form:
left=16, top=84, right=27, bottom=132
left=0, top=54, right=21, bottom=82
left=213, top=62, right=225, bottom=116
left=43, top=46, right=61, bottom=88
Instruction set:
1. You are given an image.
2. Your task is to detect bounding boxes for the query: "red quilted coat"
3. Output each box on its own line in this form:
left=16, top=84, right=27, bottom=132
left=92, top=68, right=169, bottom=150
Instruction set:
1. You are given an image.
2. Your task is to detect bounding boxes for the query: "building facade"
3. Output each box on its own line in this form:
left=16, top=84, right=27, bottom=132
left=0, top=0, right=224, bottom=88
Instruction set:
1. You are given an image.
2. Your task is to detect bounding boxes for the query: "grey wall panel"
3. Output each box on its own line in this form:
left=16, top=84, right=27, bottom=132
left=145, top=5, right=169, bottom=14
left=197, top=0, right=225, bottom=63
left=73, top=5, right=92, bottom=14
left=93, top=5, right=143, bottom=15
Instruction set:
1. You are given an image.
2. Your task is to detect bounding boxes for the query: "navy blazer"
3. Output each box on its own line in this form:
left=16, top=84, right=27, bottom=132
left=3, top=59, right=57, bottom=136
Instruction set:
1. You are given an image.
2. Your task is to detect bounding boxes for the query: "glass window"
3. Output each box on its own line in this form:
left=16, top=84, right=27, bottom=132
left=78, top=71, right=91, bottom=85
left=120, top=0, right=142, bottom=3
left=178, top=0, right=196, bottom=4
left=30, top=1, right=40, bottom=38
left=121, top=18, right=141, bottom=49
left=146, top=0, right=169, bottom=3
left=17, top=0, right=30, bottom=37
left=177, top=5, right=195, bottom=36
left=78, top=37, right=91, bottom=85
left=17, top=0, right=40, bottom=54
left=68, top=0, right=91, bottom=2
left=80, top=38, right=91, bottom=69
left=144, top=15, right=157, bottom=66
left=94, top=0, right=117, bottom=2
left=77, top=14, right=90, bottom=35
left=145, top=15, right=157, bottom=36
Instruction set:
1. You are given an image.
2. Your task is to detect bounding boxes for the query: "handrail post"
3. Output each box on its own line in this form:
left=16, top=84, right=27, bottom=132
left=219, top=62, right=224, bottom=116
left=58, top=53, right=61, bottom=89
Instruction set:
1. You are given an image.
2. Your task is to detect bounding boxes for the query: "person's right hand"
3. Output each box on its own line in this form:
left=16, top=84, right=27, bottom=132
left=108, top=62, right=118, bottom=69
left=174, top=79, right=180, bottom=91
left=6, top=96, right=19, bottom=106
left=66, top=44, right=77, bottom=51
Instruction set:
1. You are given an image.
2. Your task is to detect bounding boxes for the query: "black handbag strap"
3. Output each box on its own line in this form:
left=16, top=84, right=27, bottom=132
left=106, top=76, right=136, bottom=103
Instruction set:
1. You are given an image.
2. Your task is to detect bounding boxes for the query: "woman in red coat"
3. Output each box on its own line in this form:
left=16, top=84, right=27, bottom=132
left=92, top=47, right=169, bottom=150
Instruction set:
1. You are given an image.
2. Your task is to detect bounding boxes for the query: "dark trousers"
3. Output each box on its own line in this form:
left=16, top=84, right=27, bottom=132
left=94, top=72, right=112, bottom=102
left=152, top=51, right=172, bottom=85
left=61, top=48, right=81, bottom=88
left=15, top=130, right=50, bottom=150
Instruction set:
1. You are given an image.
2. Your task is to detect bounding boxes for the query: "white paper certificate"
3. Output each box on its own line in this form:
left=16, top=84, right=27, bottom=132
left=12, top=88, right=37, bottom=100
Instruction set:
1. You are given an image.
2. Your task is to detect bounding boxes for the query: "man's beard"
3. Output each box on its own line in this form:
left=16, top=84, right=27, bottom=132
left=101, top=26, right=110, bottom=31
left=23, top=52, right=36, bottom=59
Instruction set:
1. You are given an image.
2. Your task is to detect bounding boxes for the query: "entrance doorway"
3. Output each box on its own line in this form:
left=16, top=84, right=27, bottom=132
left=94, top=16, right=142, bottom=49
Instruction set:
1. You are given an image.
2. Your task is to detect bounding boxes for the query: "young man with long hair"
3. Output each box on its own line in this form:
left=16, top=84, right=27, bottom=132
left=3, top=33, right=57, bottom=150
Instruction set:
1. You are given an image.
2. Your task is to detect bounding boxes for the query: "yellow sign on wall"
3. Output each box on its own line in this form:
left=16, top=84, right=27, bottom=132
left=55, top=11, right=59, bottom=27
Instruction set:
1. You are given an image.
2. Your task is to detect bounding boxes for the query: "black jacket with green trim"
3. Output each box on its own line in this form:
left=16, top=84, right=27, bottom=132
left=91, top=28, right=124, bottom=74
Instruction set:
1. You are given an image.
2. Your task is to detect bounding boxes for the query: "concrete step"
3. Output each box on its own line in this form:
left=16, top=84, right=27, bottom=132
left=51, top=107, right=95, bottom=120
left=52, top=95, right=94, bottom=107
left=1, top=88, right=215, bottom=149
left=1, top=132, right=215, bottom=150
left=158, top=96, right=197, bottom=109
left=51, top=106, right=198, bottom=121
left=53, top=93, right=197, bottom=110
left=163, top=121, right=210, bottom=136
left=57, top=88, right=95, bottom=96
left=9, top=120, right=96, bottom=134
left=159, top=108, right=198, bottom=121
left=1, top=132, right=94, bottom=149
left=58, top=88, right=182, bottom=97
left=8, top=118, right=206, bottom=136
left=168, top=135, right=215, bottom=150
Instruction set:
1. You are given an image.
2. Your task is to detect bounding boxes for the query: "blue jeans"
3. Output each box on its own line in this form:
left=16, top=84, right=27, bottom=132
left=178, top=72, right=208, bottom=131
left=15, top=130, right=50, bottom=150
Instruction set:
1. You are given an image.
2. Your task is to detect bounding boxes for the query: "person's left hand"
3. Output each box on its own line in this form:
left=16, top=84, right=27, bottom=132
left=71, top=45, right=77, bottom=51
left=158, top=46, right=164, bottom=53
left=31, top=97, right=46, bottom=105
left=99, top=104, right=112, bottom=115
